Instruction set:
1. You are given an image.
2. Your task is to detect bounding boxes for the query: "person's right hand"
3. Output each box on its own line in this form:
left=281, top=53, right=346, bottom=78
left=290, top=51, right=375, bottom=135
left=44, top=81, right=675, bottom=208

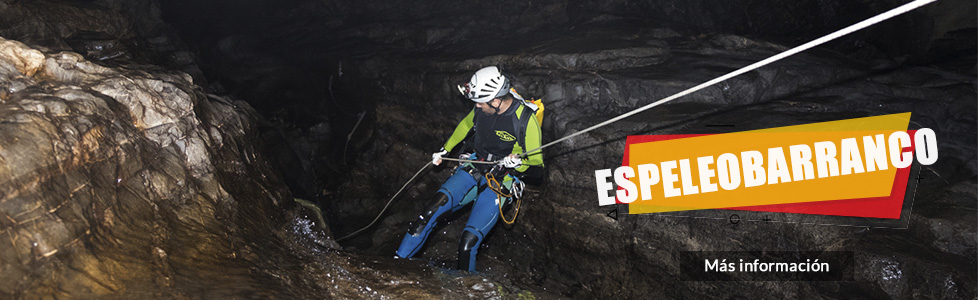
left=432, top=149, right=448, bottom=166
left=499, top=154, right=522, bottom=169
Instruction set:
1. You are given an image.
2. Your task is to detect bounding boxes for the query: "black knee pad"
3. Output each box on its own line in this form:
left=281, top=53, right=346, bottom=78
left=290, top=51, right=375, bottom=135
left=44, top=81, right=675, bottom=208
left=408, top=193, right=449, bottom=235
left=457, top=230, right=480, bottom=271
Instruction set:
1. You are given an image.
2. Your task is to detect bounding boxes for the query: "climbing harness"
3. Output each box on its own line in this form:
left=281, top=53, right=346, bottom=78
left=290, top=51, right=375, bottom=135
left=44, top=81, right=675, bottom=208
left=341, top=0, right=935, bottom=242
left=485, top=171, right=524, bottom=225
left=443, top=0, right=936, bottom=225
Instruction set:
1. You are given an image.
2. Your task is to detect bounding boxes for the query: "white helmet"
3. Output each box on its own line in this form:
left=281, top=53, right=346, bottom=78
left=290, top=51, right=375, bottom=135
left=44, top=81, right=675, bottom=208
left=457, top=66, right=510, bottom=103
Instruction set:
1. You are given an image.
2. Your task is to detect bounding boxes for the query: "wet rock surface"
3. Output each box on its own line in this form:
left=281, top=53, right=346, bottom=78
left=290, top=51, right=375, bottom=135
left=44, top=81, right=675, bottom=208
left=0, top=2, right=560, bottom=299
left=336, top=53, right=977, bottom=297
left=0, top=0, right=205, bottom=83
left=310, top=3, right=976, bottom=300
left=0, top=35, right=281, bottom=297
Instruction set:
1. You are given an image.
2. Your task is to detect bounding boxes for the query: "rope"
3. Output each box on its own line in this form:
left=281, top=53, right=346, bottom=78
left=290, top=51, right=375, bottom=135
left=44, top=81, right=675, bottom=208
left=336, top=162, right=432, bottom=242
left=339, top=0, right=935, bottom=242
left=518, top=0, right=936, bottom=158
left=343, top=111, right=366, bottom=164
left=439, top=157, right=498, bottom=164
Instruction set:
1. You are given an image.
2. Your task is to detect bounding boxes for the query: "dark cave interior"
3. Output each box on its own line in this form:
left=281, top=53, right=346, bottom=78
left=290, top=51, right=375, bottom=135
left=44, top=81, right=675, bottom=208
left=156, top=0, right=976, bottom=205
left=0, top=0, right=975, bottom=298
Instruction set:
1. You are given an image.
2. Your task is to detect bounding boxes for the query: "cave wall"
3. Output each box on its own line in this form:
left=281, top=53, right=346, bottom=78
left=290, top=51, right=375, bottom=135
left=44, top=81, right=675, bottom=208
left=0, top=33, right=310, bottom=297
left=332, top=33, right=976, bottom=298
left=311, top=0, right=975, bottom=67
left=144, top=0, right=978, bottom=298
left=310, top=1, right=977, bottom=298
left=0, top=2, right=310, bottom=297
left=3, top=0, right=970, bottom=298
left=146, top=0, right=976, bottom=210
left=0, top=0, right=570, bottom=298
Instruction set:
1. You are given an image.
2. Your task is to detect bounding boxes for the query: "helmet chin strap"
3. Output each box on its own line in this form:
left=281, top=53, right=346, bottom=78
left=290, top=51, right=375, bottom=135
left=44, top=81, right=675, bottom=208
left=489, top=101, right=501, bottom=114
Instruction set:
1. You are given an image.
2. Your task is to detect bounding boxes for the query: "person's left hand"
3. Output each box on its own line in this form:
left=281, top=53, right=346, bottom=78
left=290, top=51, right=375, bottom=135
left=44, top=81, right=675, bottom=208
left=500, top=154, right=522, bottom=169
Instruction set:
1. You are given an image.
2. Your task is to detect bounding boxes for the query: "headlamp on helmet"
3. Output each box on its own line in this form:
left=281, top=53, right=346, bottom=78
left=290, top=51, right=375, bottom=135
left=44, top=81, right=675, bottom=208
left=457, top=66, right=510, bottom=103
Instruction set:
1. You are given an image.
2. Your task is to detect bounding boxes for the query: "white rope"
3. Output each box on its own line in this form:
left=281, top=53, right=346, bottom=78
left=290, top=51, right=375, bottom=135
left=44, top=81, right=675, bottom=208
left=337, top=162, right=432, bottom=242
left=343, top=0, right=935, bottom=242
left=520, top=0, right=936, bottom=157
left=338, top=157, right=496, bottom=242
left=439, top=157, right=498, bottom=164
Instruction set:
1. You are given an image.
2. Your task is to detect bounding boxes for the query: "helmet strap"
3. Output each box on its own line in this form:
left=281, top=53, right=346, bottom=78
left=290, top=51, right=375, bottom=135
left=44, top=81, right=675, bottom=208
left=489, top=100, right=500, bottom=114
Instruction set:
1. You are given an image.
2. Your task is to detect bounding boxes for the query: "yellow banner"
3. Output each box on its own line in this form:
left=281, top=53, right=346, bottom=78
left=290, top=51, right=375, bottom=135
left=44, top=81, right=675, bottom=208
left=628, top=113, right=911, bottom=214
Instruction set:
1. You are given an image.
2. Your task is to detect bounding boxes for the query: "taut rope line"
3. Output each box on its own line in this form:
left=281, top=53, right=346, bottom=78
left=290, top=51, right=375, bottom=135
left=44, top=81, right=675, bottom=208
left=518, top=0, right=936, bottom=159
left=337, top=0, right=936, bottom=241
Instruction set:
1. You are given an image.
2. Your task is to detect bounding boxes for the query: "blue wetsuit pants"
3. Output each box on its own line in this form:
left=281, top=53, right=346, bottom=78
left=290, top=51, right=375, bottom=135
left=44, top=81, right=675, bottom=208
left=395, top=165, right=512, bottom=272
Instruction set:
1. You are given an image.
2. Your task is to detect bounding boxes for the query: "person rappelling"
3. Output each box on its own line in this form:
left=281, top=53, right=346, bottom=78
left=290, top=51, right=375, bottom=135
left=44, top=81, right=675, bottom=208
left=336, top=0, right=938, bottom=281
left=394, top=66, right=545, bottom=272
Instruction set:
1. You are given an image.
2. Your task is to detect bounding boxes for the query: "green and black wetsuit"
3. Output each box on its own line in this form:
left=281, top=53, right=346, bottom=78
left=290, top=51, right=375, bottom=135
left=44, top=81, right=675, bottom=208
left=395, top=98, right=545, bottom=272
left=442, top=101, right=544, bottom=177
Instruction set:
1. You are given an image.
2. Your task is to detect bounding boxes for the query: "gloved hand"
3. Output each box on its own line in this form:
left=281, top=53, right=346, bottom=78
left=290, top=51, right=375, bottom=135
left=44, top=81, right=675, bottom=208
left=432, top=149, right=448, bottom=165
left=500, top=154, right=522, bottom=169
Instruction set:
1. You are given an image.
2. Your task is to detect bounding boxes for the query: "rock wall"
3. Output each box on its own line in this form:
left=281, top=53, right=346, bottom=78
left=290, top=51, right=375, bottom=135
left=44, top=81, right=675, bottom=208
left=0, top=35, right=291, bottom=297
left=330, top=17, right=977, bottom=300
left=0, top=1, right=565, bottom=298
left=150, top=0, right=975, bottom=212
left=145, top=0, right=974, bottom=298
left=0, top=0, right=204, bottom=83
left=8, top=0, right=968, bottom=298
